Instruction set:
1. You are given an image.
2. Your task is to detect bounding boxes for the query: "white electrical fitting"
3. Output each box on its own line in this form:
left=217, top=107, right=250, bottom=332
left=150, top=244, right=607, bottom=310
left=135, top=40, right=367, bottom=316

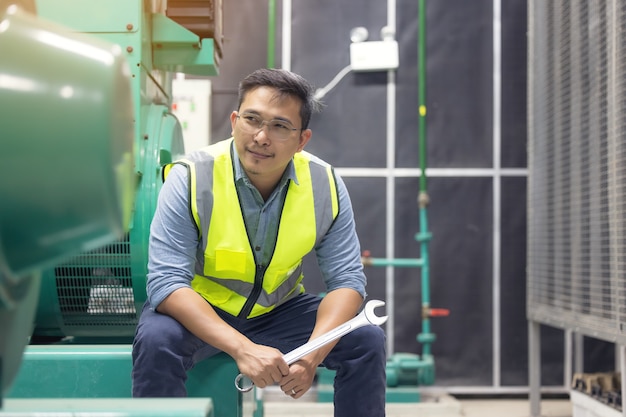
left=349, top=40, right=399, bottom=72
left=315, top=25, right=399, bottom=99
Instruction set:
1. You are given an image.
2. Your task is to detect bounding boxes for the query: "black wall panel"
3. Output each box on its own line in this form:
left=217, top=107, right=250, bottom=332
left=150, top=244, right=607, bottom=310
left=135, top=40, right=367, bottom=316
left=418, top=177, right=494, bottom=385
left=500, top=176, right=528, bottom=385
left=209, top=0, right=272, bottom=142
left=292, top=1, right=390, bottom=168
left=204, top=0, right=571, bottom=390
left=501, top=0, right=528, bottom=168
left=415, top=0, right=494, bottom=169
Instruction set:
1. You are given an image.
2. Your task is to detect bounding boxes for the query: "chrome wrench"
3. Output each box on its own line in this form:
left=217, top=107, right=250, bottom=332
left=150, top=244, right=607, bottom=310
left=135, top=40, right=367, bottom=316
left=234, top=299, right=387, bottom=392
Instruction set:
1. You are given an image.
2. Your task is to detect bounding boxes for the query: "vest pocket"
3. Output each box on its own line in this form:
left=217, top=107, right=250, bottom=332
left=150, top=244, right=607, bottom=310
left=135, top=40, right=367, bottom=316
left=191, top=276, right=239, bottom=308
left=265, top=260, right=302, bottom=292
left=206, top=249, right=248, bottom=275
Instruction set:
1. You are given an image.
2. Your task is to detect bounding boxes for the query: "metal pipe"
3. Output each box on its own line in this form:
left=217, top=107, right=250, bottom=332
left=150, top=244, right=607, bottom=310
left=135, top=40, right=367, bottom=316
left=267, top=0, right=276, bottom=68
left=418, top=0, right=427, bottom=194
left=528, top=320, right=541, bottom=417
left=621, top=345, right=626, bottom=417
left=418, top=206, right=432, bottom=356
left=416, top=0, right=435, bottom=359
left=281, top=0, right=291, bottom=70
left=385, top=0, right=398, bottom=356
left=363, top=258, right=424, bottom=268
left=492, top=0, right=502, bottom=389
left=564, top=329, right=572, bottom=388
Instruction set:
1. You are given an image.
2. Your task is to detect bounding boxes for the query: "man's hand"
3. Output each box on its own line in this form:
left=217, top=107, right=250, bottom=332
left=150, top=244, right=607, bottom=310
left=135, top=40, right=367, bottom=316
left=158, top=288, right=289, bottom=388
left=278, top=288, right=364, bottom=398
left=235, top=344, right=290, bottom=388
left=279, top=359, right=317, bottom=398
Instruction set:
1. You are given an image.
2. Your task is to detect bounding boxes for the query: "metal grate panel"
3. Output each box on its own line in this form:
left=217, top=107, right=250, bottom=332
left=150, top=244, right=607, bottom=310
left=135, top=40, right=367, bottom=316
left=55, top=236, right=137, bottom=327
left=527, top=0, right=626, bottom=344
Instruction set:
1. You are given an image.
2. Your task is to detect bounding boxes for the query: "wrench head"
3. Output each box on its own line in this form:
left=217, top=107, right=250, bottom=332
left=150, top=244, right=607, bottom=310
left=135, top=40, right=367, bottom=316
left=363, top=299, right=388, bottom=326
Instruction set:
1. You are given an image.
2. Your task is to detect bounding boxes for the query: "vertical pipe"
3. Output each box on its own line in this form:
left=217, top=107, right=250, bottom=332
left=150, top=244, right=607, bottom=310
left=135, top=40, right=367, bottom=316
left=281, top=0, right=292, bottom=71
left=267, top=0, right=276, bottom=68
left=417, top=0, right=427, bottom=194
left=616, top=344, right=621, bottom=389
left=416, top=0, right=432, bottom=357
left=621, top=345, right=626, bottom=417
left=528, top=320, right=542, bottom=417
left=385, top=91, right=396, bottom=357
left=492, top=0, right=502, bottom=388
left=574, top=332, right=584, bottom=373
left=527, top=1, right=540, bottom=411
left=419, top=207, right=431, bottom=356
left=564, top=329, right=572, bottom=388
left=385, top=0, right=397, bottom=357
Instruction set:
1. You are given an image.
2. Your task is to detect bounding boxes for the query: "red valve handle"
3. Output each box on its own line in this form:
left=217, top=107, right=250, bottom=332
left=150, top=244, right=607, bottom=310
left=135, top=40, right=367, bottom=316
left=428, top=308, right=450, bottom=317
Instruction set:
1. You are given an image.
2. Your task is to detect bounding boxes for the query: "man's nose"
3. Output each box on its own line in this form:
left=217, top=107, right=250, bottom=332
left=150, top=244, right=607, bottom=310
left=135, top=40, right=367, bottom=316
left=253, top=124, right=271, bottom=144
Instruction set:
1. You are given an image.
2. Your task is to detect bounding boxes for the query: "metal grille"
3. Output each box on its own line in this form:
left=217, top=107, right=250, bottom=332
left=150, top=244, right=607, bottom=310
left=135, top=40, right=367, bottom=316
left=527, top=0, right=626, bottom=343
left=55, top=235, right=137, bottom=327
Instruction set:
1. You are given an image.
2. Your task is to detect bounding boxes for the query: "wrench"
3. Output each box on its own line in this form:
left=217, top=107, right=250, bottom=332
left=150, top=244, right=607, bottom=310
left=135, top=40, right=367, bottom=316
left=234, top=299, right=387, bottom=392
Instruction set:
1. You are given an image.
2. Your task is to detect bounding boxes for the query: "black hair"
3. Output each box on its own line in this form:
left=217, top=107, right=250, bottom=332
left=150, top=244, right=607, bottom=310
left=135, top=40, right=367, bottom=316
left=237, top=68, right=323, bottom=130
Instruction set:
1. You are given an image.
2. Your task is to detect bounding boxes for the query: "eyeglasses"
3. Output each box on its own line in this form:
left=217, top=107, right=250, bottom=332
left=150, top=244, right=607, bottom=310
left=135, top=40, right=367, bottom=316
left=236, top=112, right=301, bottom=141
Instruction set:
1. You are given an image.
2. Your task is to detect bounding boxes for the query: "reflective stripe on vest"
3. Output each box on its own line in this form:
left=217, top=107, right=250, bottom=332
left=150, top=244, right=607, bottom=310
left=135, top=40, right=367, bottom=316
left=163, top=138, right=339, bottom=318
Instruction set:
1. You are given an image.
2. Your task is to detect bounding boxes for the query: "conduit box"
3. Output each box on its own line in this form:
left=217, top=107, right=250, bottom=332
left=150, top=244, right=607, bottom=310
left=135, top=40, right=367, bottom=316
left=350, top=40, right=399, bottom=72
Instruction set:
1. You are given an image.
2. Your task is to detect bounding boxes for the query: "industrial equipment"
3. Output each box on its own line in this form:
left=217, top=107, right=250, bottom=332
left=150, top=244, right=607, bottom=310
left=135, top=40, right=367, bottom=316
left=0, top=0, right=134, bottom=406
left=0, top=1, right=256, bottom=416
left=29, top=0, right=219, bottom=341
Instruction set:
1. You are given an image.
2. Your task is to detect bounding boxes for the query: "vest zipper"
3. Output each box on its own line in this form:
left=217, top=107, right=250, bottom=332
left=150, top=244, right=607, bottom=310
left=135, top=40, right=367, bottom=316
left=235, top=168, right=287, bottom=319
left=238, top=263, right=266, bottom=319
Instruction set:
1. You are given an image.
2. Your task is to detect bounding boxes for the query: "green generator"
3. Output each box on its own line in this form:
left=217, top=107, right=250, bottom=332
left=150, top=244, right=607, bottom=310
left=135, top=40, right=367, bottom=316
left=29, top=0, right=219, bottom=341
left=1, top=2, right=261, bottom=417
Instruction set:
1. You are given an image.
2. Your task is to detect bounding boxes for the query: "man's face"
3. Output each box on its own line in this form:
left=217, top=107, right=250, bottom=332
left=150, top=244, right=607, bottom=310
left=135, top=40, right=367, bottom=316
left=230, top=86, right=311, bottom=186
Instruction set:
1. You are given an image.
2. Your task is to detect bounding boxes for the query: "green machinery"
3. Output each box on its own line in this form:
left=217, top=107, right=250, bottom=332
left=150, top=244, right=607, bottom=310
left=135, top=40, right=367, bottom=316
left=29, top=0, right=218, bottom=341
left=0, top=0, right=134, bottom=411
left=0, top=1, right=260, bottom=416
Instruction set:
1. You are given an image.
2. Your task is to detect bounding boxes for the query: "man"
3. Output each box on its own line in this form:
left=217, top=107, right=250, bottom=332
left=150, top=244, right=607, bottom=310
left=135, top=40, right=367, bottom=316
left=132, top=68, right=386, bottom=416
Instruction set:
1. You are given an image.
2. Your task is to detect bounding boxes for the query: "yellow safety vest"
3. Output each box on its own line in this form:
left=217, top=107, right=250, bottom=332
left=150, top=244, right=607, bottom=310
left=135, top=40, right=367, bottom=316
left=163, top=138, right=339, bottom=318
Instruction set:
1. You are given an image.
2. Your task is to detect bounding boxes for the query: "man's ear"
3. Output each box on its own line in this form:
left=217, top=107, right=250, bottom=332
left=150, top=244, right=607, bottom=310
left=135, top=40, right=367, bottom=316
left=297, top=129, right=312, bottom=152
left=229, top=111, right=238, bottom=135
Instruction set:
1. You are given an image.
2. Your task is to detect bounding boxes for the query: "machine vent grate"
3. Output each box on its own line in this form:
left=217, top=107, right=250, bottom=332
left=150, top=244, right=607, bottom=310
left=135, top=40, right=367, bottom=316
left=55, top=236, right=137, bottom=327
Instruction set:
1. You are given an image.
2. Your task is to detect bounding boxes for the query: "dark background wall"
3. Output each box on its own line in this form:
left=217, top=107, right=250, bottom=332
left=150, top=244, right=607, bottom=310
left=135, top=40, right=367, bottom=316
left=201, top=0, right=610, bottom=390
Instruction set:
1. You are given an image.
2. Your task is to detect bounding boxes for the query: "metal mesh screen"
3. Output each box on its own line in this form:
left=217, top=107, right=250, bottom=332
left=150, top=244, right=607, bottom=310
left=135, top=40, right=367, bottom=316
left=54, top=235, right=137, bottom=328
left=527, top=0, right=626, bottom=344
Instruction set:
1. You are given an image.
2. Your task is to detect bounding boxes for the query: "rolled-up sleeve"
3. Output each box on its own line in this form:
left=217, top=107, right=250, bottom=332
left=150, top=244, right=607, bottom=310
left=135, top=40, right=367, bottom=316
left=315, top=173, right=367, bottom=298
left=146, top=164, right=199, bottom=309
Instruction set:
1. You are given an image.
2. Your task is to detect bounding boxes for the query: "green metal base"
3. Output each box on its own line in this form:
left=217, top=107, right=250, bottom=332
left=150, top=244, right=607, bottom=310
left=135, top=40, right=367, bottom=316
left=6, top=345, right=256, bottom=417
left=315, top=384, right=333, bottom=402
left=1, top=398, right=213, bottom=417
left=316, top=352, right=434, bottom=403
left=386, top=352, right=435, bottom=387
left=385, top=387, right=422, bottom=402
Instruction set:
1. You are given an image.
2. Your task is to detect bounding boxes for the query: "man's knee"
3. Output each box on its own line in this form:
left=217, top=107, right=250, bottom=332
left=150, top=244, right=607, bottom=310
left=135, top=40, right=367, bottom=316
left=133, top=310, right=191, bottom=361
left=353, top=325, right=386, bottom=355
left=331, top=325, right=386, bottom=360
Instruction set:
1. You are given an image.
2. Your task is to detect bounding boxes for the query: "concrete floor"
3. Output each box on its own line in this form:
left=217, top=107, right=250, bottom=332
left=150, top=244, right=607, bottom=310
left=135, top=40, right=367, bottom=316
left=262, top=399, right=573, bottom=417
left=259, top=387, right=574, bottom=417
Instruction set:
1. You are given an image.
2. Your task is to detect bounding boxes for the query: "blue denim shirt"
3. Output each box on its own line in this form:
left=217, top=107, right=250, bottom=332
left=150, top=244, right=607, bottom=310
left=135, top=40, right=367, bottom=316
left=146, top=146, right=367, bottom=310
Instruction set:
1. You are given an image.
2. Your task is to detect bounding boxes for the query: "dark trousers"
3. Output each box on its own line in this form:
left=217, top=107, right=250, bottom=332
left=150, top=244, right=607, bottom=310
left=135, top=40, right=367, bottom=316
left=132, top=293, right=386, bottom=417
